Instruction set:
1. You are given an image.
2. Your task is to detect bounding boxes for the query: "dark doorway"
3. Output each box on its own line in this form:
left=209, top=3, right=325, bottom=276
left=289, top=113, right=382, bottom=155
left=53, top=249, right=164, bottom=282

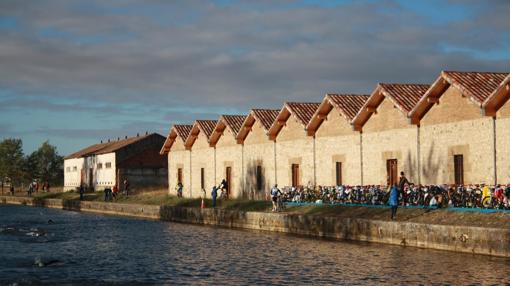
left=256, top=165, right=263, bottom=191
left=335, top=162, right=342, bottom=186
left=386, top=159, right=398, bottom=186
left=291, top=164, right=300, bottom=187
left=454, top=154, right=464, bottom=185
left=88, top=168, right=93, bottom=189
left=177, top=168, right=183, bottom=184
left=200, top=168, right=205, bottom=190
left=225, top=167, right=232, bottom=197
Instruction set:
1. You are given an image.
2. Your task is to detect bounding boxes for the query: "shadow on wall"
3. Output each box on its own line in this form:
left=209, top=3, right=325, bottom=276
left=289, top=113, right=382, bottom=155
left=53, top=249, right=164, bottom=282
left=241, top=160, right=266, bottom=200
left=422, top=142, right=441, bottom=184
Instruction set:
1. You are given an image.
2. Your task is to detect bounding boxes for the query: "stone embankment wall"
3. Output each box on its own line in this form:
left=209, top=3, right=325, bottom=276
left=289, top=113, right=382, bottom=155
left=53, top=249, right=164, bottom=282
left=2, top=196, right=509, bottom=258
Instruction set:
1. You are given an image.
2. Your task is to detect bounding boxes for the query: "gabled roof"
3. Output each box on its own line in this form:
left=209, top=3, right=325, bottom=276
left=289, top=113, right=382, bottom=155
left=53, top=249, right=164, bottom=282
left=209, top=115, right=246, bottom=146
left=236, top=109, right=280, bottom=143
left=483, top=74, right=510, bottom=116
left=184, top=120, right=218, bottom=150
left=268, top=102, right=320, bottom=140
left=410, top=71, right=509, bottom=123
left=160, top=124, right=193, bottom=155
left=306, top=94, right=370, bottom=136
left=352, top=83, right=429, bottom=131
left=65, top=133, right=162, bottom=159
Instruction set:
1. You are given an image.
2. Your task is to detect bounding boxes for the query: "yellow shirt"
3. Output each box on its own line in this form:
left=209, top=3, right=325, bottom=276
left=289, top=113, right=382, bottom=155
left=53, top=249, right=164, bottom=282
left=482, top=186, right=490, bottom=198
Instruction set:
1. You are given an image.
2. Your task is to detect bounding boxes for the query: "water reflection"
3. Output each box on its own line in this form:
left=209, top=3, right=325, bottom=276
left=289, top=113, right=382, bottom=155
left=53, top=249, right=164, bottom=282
left=0, top=204, right=509, bottom=285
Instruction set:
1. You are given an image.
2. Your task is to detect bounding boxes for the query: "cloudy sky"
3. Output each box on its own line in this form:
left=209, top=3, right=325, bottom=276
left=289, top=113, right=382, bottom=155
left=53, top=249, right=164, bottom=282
left=0, top=0, right=509, bottom=155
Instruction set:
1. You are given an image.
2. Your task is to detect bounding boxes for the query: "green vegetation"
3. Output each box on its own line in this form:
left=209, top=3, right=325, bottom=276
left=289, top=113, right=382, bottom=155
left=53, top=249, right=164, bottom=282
left=0, top=139, right=63, bottom=190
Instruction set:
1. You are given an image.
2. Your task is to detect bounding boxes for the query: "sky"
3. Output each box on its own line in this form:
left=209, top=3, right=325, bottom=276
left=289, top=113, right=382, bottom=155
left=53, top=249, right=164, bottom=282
left=0, top=0, right=509, bottom=156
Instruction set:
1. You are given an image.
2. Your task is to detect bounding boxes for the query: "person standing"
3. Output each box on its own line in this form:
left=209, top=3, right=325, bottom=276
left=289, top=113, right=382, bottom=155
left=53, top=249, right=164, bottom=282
left=219, top=179, right=228, bottom=199
left=211, top=186, right=218, bottom=208
left=112, top=185, right=118, bottom=200
left=271, top=184, right=281, bottom=212
left=176, top=182, right=183, bottom=198
left=389, top=184, right=398, bottom=220
left=10, top=185, right=14, bottom=196
left=123, top=178, right=130, bottom=197
left=79, top=184, right=85, bottom=200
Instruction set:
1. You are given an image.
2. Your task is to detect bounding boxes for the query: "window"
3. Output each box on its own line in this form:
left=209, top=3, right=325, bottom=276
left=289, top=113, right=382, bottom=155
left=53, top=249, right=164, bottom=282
left=291, top=164, right=300, bottom=187
left=97, top=163, right=103, bottom=169
left=200, top=168, right=205, bottom=190
left=454, top=155, right=464, bottom=185
left=73, top=166, right=77, bottom=172
left=177, top=168, right=183, bottom=184
left=256, top=165, right=262, bottom=190
left=105, top=162, right=112, bottom=169
left=335, top=162, right=342, bottom=186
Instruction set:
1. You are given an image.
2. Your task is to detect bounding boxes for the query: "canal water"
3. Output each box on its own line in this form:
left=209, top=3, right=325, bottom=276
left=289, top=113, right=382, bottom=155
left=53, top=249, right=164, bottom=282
left=0, top=205, right=508, bottom=285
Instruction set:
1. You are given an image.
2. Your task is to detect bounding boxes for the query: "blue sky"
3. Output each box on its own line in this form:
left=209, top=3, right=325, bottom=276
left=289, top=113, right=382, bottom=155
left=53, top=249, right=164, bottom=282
left=0, top=0, right=509, bottom=155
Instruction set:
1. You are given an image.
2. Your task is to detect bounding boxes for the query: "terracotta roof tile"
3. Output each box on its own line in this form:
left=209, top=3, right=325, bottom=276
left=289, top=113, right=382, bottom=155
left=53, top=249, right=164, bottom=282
left=379, top=83, right=430, bottom=113
left=443, top=71, right=509, bottom=104
left=326, top=94, right=370, bottom=120
left=174, top=125, right=193, bottom=141
left=221, top=115, right=246, bottom=136
left=96, top=133, right=153, bottom=155
left=64, top=142, right=110, bottom=159
left=66, top=133, right=162, bottom=159
left=196, top=120, right=217, bottom=139
left=285, top=102, right=321, bottom=126
left=252, top=109, right=280, bottom=131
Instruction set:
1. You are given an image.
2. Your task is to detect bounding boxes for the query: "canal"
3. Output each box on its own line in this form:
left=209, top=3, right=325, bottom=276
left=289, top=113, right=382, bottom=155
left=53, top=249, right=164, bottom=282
left=0, top=204, right=508, bottom=285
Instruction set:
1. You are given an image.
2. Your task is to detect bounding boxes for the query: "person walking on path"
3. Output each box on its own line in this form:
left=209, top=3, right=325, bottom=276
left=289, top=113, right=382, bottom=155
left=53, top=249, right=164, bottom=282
left=211, top=185, right=218, bottom=208
left=112, top=185, right=118, bottom=200
left=389, top=184, right=399, bottom=220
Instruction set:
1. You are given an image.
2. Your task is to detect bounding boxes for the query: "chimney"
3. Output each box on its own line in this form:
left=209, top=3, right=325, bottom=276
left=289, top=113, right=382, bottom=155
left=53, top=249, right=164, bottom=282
left=137, top=133, right=139, bottom=137
left=108, top=139, right=110, bottom=143
left=145, top=131, right=148, bottom=135
left=125, top=135, right=128, bottom=139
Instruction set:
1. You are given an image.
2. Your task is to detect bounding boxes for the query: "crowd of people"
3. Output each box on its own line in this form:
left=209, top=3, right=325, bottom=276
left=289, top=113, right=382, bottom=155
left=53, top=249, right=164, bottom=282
left=272, top=172, right=510, bottom=212
left=26, top=180, right=51, bottom=196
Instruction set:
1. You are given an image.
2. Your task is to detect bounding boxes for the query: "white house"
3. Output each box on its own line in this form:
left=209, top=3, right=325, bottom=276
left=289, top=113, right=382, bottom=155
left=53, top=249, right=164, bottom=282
left=64, top=133, right=167, bottom=191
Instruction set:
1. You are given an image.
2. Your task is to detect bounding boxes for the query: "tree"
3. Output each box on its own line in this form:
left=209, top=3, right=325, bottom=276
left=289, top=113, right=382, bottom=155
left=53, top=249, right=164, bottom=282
left=0, top=138, right=26, bottom=191
left=29, top=141, right=64, bottom=186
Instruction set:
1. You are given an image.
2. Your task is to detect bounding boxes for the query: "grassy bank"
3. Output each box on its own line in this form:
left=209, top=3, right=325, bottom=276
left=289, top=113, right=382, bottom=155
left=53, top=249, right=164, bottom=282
left=9, top=190, right=510, bottom=229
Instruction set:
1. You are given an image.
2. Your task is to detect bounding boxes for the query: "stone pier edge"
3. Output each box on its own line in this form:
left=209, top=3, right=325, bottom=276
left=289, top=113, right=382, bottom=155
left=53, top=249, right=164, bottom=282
left=1, top=196, right=508, bottom=258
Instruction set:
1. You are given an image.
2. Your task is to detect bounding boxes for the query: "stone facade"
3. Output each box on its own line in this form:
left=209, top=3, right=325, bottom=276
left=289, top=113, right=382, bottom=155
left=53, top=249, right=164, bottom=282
left=214, top=127, right=243, bottom=198
left=361, top=99, right=419, bottom=185
left=419, top=86, right=495, bottom=185
left=190, top=132, right=215, bottom=198
left=167, top=137, right=190, bottom=197
left=315, top=110, right=362, bottom=186
left=242, top=120, right=276, bottom=200
left=495, top=98, right=510, bottom=184
left=275, top=116, right=315, bottom=187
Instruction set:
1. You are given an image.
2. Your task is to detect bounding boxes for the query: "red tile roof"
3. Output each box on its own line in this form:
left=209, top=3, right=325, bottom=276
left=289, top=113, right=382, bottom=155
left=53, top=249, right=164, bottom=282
left=221, top=115, right=246, bottom=136
left=285, top=102, right=321, bottom=126
left=326, top=94, right=370, bottom=120
left=379, top=83, right=430, bottom=113
left=66, top=133, right=162, bottom=159
left=443, top=71, right=509, bottom=104
left=252, top=109, right=280, bottom=131
left=174, top=125, right=193, bottom=142
left=196, top=120, right=217, bottom=139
